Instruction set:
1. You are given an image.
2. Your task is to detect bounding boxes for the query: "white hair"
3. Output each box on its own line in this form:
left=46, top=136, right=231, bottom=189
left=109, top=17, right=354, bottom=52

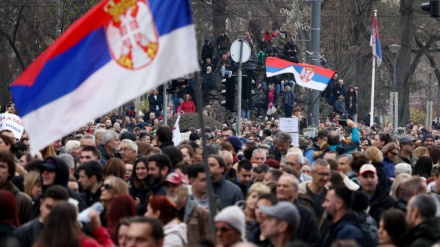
left=395, top=163, right=412, bottom=176
left=121, top=139, right=138, bottom=154
left=286, top=151, right=305, bottom=166
left=65, top=140, right=80, bottom=155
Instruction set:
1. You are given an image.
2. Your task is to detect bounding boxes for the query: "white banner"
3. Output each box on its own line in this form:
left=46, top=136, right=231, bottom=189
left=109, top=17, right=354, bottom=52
left=0, top=114, right=24, bottom=139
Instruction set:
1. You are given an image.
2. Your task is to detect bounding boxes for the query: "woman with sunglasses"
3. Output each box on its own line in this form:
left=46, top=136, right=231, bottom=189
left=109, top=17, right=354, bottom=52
left=381, top=142, right=399, bottom=183
left=100, top=175, right=129, bottom=226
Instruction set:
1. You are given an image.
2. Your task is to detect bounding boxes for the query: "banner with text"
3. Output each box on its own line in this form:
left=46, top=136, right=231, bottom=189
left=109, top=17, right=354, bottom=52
left=0, top=114, right=24, bottom=139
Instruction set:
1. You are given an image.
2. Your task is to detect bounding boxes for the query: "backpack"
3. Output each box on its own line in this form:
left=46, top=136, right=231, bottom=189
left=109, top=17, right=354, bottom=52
left=353, top=212, right=378, bottom=247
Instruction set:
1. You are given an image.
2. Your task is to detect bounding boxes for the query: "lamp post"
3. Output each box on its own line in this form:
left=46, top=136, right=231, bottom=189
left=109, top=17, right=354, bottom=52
left=426, top=67, right=435, bottom=127
left=388, top=44, right=401, bottom=130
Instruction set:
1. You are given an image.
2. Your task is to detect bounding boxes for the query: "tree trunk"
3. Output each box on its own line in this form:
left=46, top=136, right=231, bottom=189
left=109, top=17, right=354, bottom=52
left=212, top=0, right=227, bottom=38
left=397, top=0, right=414, bottom=126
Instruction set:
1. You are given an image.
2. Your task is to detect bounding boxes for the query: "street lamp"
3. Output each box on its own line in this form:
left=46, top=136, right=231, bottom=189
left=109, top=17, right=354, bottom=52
left=388, top=44, right=401, bottom=130
left=426, top=67, right=435, bottom=127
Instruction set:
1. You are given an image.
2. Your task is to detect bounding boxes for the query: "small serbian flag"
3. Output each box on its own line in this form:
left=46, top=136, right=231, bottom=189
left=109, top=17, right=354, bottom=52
left=265, top=57, right=336, bottom=91
left=10, top=0, right=198, bottom=153
left=370, top=15, right=382, bottom=67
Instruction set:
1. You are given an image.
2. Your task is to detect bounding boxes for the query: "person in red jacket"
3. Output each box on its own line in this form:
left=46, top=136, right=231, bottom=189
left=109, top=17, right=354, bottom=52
left=179, top=94, right=196, bottom=113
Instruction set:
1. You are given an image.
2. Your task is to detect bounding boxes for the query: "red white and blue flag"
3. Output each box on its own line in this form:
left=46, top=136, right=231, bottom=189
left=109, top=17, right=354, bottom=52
left=265, top=57, right=336, bottom=91
left=10, top=0, right=199, bottom=152
left=370, top=15, right=382, bottom=67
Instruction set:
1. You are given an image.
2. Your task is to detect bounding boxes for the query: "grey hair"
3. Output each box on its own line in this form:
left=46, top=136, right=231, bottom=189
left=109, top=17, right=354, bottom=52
left=312, top=158, right=330, bottom=169
left=286, top=151, right=305, bottom=166
left=280, top=174, right=300, bottom=191
left=252, top=148, right=266, bottom=157
left=93, top=128, right=105, bottom=136
left=65, top=140, right=80, bottom=155
left=81, top=134, right=95, bottom=143
left=395, top=163, right=412, bottom=176
left=410, top=194, right=437, bottom=219
left=338, top=154, right=353, bottom=164
left=273, top=131, right=292, bottom=144
left=121, top=139, right=138, bottom=154
left=101, top=130, right=118, bottom=145
left=58, top=153, right=75, bottom=169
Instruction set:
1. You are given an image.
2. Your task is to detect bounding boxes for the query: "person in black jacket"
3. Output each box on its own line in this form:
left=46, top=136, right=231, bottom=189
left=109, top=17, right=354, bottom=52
left=129, top=156, right=150, bottom=215
left=77, top=161, right=103, bottom=207
left=148, top=88, right=162, bottom=117
left=201, top=39, right=214, bottom=63
left=283, top=84, right=295, bottom=118
left=30, top=157, right=86, bottom=219
left=333, top=95, right=346, bottom=117
left=14, top=185, right=69, bottom=247
left=202, top=66, right=216, bottom=106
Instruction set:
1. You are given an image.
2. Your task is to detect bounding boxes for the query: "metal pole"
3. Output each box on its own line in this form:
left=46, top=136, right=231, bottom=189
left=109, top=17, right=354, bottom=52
left=370, top=10, right=378, bottom=128
left=438, top=83, right=440, bottom=124
left=393, top=52, right=398, bottom=130
left=163, top=83, right=167, bottom=126
left=308, top=0, right=321, bottom=127
left=429, top=72, right=433, bottom=126
left=194, top=73, right=217, bottom=241
left=237, top=39, right=244, bottom=136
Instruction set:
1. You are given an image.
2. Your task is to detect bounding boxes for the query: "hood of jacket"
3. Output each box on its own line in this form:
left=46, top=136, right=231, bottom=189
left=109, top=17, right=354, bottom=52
left=164, top=219, right=188, bottom=245
left=40, top=156, right=69, bottom=190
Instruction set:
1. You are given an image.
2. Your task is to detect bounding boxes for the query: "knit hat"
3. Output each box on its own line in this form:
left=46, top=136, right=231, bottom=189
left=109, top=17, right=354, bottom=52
left=227, top=136, right=242, bottom=153
left=215, top=206, right=245, bottom=237
left=422, top=132, right=434, bottom=143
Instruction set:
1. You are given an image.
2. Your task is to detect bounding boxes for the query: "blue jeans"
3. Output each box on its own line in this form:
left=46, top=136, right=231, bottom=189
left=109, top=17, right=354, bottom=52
left=241, top=109, right=250, bottom=119
left=221, top=66, right=232, bottom=78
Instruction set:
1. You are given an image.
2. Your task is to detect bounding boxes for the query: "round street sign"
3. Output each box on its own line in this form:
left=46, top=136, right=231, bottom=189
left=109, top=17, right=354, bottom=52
left=230, top=39, right=251, bottom=63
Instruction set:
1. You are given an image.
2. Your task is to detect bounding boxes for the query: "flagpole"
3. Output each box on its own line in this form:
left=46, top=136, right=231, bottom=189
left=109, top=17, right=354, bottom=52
left=370, top=10, right=377, bottom=127
left=194, top=72, right=217, bottom=241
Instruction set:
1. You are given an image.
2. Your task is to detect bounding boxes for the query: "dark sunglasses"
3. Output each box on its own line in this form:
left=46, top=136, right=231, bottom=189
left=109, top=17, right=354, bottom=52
left=102, top=183, right=114, bottom=190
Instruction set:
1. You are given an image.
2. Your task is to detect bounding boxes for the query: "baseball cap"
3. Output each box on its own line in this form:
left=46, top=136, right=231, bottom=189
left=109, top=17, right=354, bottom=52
left=163, top=172, right=189, bottom=185
left=39, top=157, right=63, bottom=171
left=359, top=164, right=377, bottom=175
left=399, top=135, right=415, bottom=144
left=259, top=202, right=300, bottom=230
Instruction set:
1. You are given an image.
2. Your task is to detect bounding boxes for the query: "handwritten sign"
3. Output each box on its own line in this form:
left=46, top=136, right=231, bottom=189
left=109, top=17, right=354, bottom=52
left=0, top=114, right=24, bottom=139
left=290, top=133, right=299, bottom=147
left=279, top=117, right=299, bottom=133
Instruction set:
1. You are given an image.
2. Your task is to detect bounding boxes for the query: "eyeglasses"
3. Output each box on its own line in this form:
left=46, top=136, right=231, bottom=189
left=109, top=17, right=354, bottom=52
left=102, top=184, right=114, bottom=190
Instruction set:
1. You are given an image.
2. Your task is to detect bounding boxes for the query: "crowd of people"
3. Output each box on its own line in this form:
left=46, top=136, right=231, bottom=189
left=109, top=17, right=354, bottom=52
left=0, top=105, right=440, bottom=247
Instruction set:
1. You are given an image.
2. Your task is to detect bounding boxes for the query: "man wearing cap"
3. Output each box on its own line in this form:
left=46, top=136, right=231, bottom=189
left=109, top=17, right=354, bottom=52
left=215, top=206, right=245, bottom=247
left=259, top=201, right=301, bottom=247
left=30, top=156, right=86, bottom=219
left=422, top=132, right=435, bottom=150
left=163, top=172, right=211, bottom=246
left=358, top=164, right=395, bottom=224
left=320, top=185, right=368, bottom=247
left=397, top=135, right=417, bottom=166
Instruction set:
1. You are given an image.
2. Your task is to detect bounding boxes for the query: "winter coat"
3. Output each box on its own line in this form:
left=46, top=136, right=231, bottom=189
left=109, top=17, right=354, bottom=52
left=404, top=218, right=440, bottom=247
left=14, top=218, right=42, bottom=247
left=367, top=186, right=396, bottom=225
left=79, top=226, right=114, bottom=247
left=201, top=42, right=214, bottom=62
left=382, top=157, right=396, bottom=179
left=283, top=90, right=295, bottom=107
left=0, top=182, right=32, bottom=225
left=333, top=100, right=346, bottom=115
left=31, top=157, right=86, bottom=219
left=319, top=213, right=366, bottom=247
left=180, top=100, right=196, bottom=113
left=345, top=93, right=357, bottom=114
left=183, top=198, right=211, bottom=246
left=295, top=200, right=321, bottom=247
left=202, top=72, right=216, bottom=98
left=148, top=94, right=162, bottom=112
left=212, top=178, right=243, bottom=208
left=0, top=223, right=16, bottom=246
left=372, top=162, right=391, bottom=194
left=163, top=219, right=187, bottom=247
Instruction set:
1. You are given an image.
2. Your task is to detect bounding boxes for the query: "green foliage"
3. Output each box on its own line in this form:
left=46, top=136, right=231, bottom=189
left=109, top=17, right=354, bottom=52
left=165, top=113, right=222, bottom=130
left=410, top=107, right=426, bottom=125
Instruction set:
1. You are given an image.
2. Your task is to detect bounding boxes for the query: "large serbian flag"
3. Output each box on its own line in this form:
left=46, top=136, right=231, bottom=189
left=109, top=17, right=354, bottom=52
left=10, top=0, right=198, bottom=153
left=265, top=57, right=336, bottom=91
